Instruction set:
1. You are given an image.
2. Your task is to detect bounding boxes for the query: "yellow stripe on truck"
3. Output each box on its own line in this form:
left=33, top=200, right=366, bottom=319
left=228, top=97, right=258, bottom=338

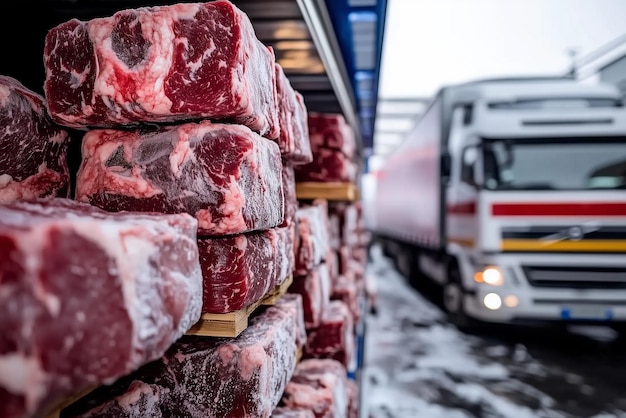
left=501, top=239, right=626, bottom=252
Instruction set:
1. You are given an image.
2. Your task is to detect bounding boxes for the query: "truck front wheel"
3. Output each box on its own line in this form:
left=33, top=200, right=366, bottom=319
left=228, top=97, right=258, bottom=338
left=444, top=262, right=474, bottom=331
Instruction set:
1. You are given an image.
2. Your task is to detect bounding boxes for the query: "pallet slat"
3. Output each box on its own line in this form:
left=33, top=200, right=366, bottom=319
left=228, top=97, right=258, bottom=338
left=296, top=182, right=358, bottom=201
left=186, top=276, right=294, bottom=338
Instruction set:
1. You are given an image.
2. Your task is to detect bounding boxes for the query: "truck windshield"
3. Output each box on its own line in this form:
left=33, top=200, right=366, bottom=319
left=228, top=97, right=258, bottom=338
left=482, top=138, right=626, bottom=190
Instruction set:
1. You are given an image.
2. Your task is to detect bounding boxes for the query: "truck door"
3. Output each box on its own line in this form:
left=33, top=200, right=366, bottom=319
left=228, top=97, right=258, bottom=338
left=446, top=107, right=481, bottom=252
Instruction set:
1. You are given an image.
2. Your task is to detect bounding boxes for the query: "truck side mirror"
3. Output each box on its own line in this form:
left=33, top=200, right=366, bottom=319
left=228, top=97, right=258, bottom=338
left=441, top=152, right=452, bottom=178
left=461, top=146, right=481, bottom=187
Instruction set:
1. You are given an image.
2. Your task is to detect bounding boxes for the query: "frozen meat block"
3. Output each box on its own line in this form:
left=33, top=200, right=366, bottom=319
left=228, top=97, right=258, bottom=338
left=289, top=263, right=330, bottom=329
left=282, top=162, right=298, bottom=227
left=280, top=359, right=349, bottom=418
left=338, top=246, right=352, bottom=276
left=44, top=1, right=279, bottom=139
left=272, top=408, right=316, bottom=418
left=76, top=121, right=284, bottom=236
left=331, top=273, right=362, bottom=325
left=347, top=380, right=359, bottom=418
left=329, top=203, right=358, bottom=247
left=62, top=303, right=299, bottom=418
left=304, top=301, right=355, bottom=370
left=198, top=225, right=292, bottom=314
left=275, top=63, right=313, bottom=164
left=0, top=75, right=69, bottom=204
left=0, top=198, right=202, bottom=418
left=295, top=205, right=329, bottom=275
left=275, top=294, right=307, bottom=350
left=295, top=148, right=358, bottom=183
left=307, top=113, right=356, bottom=158
left=276, top=223, right=296, bottom=286
left=327, top=250, right=340, bottom=289
left=292, top=92, right=314, bottom=164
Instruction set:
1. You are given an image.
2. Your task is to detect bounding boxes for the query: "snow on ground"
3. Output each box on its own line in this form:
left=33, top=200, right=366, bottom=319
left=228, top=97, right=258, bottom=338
left=361, top=244, right=626, bottom=418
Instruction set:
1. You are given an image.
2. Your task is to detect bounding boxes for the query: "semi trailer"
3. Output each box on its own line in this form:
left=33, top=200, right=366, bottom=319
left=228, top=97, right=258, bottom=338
left=373, top=77, right=626, bottom=328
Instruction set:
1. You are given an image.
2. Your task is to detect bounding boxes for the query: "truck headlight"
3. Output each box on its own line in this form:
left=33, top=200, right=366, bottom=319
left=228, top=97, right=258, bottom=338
left=484, top=293, right=502, bottom=310
left=474, top=266, right=504, bottom=286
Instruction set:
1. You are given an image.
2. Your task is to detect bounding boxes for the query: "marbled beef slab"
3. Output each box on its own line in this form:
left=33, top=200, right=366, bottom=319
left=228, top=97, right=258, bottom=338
left=76, top=120, right=284, bottom=236
left=307, top=113, right=356, bottom=158
left=198, top=225, right=293, bottom=314
left=0, top=76, right=69, bottom=204
left=44, top=1, right=279, bottom=139
left=0, top=198, right=202, bottom=418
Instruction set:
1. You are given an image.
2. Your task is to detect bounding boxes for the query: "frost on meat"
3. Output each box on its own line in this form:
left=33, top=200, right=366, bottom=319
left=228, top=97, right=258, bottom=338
left=280, top=359, right=349, bottom=418
left=275, top=64, right=313, bottom=164
left=0, top=76, right=69, bottom=204
left=295, top=205, right=329, bottom=276
left=198, top=225, right=293, bottom=314
left=275, top=294, right=307, bottom=350
left=62, top=303, right=299, bottom=418
left=43, top=0, right=280, bottom=139
left=272, top=408, right=316, bottom=418
left=282, top=162, right=298, bottom=227
left=0, top=198, right=202, bottom=418
left=75, top=121, right=284, bottom=236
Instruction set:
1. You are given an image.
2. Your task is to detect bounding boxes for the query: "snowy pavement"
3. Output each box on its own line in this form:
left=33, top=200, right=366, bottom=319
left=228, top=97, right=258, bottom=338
left=361, top=245, right=626, bottom=418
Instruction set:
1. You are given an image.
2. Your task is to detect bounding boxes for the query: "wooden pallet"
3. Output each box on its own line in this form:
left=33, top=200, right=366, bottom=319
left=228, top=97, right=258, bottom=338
left=44, top=385, right=98, bottom=418
left=186, top=276, right=294, bottom=338
left=296, top=182, right=358, bottom=201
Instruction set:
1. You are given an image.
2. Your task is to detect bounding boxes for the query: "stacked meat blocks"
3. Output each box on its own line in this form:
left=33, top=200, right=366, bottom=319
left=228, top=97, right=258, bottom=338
left=0, top=1, right=317, bottom=418
left=278, top=113, right=368, bottom=418
left=0, top=0, right=370, bottom=416
left=0, top=48, right=200, bottom=418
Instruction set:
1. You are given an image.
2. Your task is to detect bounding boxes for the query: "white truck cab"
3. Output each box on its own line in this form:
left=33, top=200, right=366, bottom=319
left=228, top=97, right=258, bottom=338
left=374, top=77, right=626, bottom=328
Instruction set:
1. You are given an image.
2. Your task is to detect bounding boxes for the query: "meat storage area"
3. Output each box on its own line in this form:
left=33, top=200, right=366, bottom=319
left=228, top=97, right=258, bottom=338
left=0, top=0, right=387, bottom=417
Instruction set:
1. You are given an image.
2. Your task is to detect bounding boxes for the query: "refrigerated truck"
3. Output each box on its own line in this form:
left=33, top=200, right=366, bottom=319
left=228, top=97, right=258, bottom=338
left=373, top=77, right=626, bottom=328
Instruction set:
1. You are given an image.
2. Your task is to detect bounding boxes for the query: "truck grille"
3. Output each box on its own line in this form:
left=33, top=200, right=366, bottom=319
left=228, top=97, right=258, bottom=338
left=522, top=265, right=626, bottom=289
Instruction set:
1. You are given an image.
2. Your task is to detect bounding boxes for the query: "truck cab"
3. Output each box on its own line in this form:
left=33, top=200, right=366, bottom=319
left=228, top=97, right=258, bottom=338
left=374, top=77, right=626, bottom=328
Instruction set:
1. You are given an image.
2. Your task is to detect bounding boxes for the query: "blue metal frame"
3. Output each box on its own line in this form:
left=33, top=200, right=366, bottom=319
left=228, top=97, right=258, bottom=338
left=324, top=0, right=388, bottom=158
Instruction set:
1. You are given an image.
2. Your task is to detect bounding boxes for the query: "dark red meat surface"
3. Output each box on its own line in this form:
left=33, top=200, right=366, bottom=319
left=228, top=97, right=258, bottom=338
left=0, top=198, right=202, bottom=418
left=0, top=76, right=69, bottom=203
left=61, top=302, right=299, bottom=418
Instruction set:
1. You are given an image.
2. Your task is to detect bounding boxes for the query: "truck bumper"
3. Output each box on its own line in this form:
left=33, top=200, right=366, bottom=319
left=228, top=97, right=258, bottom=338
left=462, top=253, right=626, bottom=324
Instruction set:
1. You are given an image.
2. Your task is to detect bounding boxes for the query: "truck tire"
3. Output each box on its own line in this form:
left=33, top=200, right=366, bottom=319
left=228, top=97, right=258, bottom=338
left=443, top=262, right=474, bottom=331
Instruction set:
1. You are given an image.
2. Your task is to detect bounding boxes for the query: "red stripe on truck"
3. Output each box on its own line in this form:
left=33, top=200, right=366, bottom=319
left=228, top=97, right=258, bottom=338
left=447, top=202, right=476, bottom=215
left=492, top=203, right=626, bottom=217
